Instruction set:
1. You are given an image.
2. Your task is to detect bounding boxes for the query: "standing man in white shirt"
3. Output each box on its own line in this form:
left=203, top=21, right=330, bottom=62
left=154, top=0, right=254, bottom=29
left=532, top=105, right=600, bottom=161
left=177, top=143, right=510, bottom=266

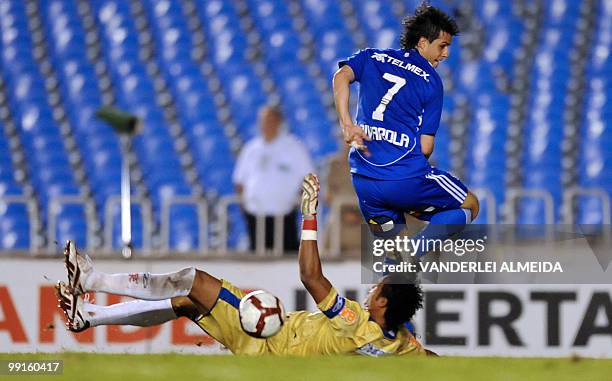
left=233, top=105, right=314, bottom=253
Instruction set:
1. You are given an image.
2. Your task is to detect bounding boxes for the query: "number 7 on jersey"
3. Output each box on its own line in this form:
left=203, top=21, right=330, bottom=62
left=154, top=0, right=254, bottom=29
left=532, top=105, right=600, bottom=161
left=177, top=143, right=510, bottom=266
left=372, top=73, right=406, bottom=121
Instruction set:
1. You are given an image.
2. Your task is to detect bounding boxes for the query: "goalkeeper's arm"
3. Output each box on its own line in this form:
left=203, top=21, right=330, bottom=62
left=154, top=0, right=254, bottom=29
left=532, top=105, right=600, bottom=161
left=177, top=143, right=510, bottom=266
left=298, top=173, right=333, bottom=304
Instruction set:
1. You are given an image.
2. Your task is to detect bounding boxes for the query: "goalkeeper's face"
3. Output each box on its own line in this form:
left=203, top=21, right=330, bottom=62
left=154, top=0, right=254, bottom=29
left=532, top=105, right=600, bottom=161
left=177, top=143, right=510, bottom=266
left=363, top=283, right=384, bottom=312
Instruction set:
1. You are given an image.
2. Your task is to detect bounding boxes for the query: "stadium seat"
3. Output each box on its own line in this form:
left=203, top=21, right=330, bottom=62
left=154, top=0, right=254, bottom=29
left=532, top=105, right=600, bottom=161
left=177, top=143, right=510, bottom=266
left=0, top=0, right=610, bottom=254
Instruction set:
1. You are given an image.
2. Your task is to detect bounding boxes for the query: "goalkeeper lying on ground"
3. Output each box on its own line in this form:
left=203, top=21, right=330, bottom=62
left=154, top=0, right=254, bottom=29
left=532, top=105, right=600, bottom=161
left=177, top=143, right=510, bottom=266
left=57, top=174, right=427, bottom=356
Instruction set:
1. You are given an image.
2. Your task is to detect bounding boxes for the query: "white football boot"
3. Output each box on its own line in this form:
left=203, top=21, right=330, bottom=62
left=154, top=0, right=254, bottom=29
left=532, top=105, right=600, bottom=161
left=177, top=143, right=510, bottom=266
left=63, top=240, right=94, bottom=296
left=55, top=281, right=91, bottom=332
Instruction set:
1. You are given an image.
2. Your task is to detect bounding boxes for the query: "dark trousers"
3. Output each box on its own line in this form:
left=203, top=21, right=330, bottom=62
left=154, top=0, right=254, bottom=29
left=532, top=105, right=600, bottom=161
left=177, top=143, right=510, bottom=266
left=244, top=210, right=299, bottom=253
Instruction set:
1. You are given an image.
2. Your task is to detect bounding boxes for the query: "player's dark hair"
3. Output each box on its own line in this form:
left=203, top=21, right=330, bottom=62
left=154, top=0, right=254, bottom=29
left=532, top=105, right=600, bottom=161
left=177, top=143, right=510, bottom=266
left=400, top=2, right=459, bottom=50
left=380, top=274, right=424, bottom=332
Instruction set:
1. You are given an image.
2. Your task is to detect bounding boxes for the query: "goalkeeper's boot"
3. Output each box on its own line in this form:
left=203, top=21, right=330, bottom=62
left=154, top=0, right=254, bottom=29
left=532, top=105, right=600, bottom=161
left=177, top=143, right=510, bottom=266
left=63, top=240, right=94, bottom=296
left=55, top=281, right=91, bottom=332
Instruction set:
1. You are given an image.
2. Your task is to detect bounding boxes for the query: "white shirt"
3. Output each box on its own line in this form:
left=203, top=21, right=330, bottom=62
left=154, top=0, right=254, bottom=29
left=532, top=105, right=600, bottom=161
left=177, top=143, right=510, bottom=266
left=233, top=131, right=314, bottom=215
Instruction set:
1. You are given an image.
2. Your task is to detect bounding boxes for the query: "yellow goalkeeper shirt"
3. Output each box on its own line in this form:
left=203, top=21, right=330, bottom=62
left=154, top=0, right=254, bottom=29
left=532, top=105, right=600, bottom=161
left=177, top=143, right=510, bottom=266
left=266, top=287, right=425, bottom=356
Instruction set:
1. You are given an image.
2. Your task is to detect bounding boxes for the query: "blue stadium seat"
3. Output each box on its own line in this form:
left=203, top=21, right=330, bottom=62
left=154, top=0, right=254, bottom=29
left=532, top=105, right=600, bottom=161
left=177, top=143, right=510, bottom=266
left=168, top=205, right=202, bottom=252
left=576, top=196, right=608, bottom=224
left=0, top=202, right=30, bottom=249
left=0, top=0, right=610, bottom=253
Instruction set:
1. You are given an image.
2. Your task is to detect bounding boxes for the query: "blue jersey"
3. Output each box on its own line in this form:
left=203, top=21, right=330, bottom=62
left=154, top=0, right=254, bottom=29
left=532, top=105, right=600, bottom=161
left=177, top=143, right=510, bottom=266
left=339, top=48, right=444, bottom=180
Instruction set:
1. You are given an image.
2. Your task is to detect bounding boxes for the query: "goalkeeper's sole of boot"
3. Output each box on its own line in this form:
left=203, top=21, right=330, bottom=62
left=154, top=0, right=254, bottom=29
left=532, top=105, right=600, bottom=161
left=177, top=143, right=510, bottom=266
left=55, top=281, right=90, bottom=333
left=63, top=240, right=85, bottom=295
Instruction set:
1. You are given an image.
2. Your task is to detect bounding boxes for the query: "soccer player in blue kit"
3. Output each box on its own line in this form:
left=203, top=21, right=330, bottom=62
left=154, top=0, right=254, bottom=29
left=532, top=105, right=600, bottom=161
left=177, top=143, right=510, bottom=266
left=333, top=3, right=479, bottom=258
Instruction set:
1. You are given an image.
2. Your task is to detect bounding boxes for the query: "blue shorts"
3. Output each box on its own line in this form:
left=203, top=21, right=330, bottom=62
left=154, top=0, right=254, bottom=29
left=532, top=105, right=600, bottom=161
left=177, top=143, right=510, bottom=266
left=352, top=167, right=468, bottom=228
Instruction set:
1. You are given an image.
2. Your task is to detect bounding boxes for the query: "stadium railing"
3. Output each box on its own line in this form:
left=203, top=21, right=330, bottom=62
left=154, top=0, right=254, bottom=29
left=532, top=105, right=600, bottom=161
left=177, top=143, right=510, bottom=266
left=47, top=195, right=96, bottom=252
left=563, top=187, right=611, bottom=225
left=103, top=195, right=153, bottom=252
left=325, top=195, right=360, bottom=258
left=159, top=196, right=209, bottom=252
left=505, top=188, right=555, bottom=224
left=0, top=195, right=40, bottom=252
left=217, top=194, right=287, bottom=256
left=471, top=187, right=498, bottom=224
left=3, top=187, right=611, bottom=255
left=217, top=194, right=239, bottom=254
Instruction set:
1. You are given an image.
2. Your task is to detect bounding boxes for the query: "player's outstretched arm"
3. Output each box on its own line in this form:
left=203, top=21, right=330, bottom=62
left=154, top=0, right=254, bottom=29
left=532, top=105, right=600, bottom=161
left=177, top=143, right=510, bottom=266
left=333, top=66, right=371, bottom=155
left=298, top=173, right=333, bottom=304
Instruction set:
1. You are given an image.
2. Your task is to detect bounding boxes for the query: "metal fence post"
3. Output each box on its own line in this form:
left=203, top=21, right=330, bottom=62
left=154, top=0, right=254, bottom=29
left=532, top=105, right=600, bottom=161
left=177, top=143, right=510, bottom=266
left=563, top=187, right=611, bottom=225
left=471, top=187, right=497, bottom=224
left=104, top=196, right=153, bottom=254
left=217, top=195, right=240, bottom=254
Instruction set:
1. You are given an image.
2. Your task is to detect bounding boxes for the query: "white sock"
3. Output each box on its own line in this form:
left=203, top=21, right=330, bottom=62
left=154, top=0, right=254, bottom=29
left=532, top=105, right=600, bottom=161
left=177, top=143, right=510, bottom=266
left=85, top=267, right=196, bottom=301
left=83, top=299, right=177, bottom=327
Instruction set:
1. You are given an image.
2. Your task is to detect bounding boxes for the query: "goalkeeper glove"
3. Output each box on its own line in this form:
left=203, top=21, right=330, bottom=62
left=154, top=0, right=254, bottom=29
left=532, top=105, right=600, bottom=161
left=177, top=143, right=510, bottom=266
left=301, top=173, right=319, bottom=217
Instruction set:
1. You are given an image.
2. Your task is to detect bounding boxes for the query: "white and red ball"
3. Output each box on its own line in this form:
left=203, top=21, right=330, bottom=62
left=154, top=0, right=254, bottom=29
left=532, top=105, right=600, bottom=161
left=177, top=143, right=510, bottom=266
left=239, top=290, right=286, bottom=338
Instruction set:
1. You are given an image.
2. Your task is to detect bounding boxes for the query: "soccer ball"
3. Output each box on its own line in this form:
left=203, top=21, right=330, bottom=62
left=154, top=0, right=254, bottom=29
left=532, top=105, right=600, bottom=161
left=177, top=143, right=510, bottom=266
left=239, top=290, right=286, bottom=338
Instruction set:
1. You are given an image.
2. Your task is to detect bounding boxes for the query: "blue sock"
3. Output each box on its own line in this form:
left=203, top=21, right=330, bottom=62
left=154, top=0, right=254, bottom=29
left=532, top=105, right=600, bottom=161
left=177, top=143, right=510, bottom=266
left=412, top=208, right=471, bottom=257
left=430, top=208, right=471, bottom=225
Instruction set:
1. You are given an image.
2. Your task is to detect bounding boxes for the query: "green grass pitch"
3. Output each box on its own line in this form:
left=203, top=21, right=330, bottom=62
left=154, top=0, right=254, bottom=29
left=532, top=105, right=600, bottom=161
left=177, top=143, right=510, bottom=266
left=1, top=353, right=611, bottom=381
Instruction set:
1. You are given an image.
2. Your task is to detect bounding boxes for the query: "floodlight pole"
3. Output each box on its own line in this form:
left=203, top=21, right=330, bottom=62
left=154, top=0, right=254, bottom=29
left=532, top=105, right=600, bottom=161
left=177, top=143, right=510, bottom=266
left=95, top=106, right=142, bottom=259
left=119, top=135, right=133, bottom=259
